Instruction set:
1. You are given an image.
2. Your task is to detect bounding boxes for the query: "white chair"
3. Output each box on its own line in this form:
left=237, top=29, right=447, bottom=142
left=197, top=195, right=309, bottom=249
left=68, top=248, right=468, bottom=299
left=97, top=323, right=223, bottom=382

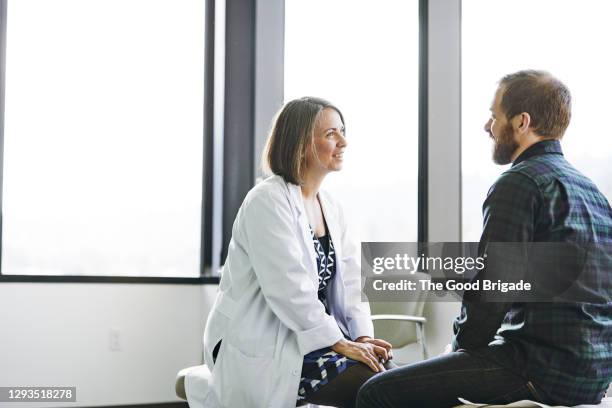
left=175, top=365, right=211, bottom=405
left=371, top=312, right=427, bottom=360
left=453, top=397, right=612, bottom=408
left=369, top=271, right=430, bottom=364
left=177, top=363, right=322, bottom=406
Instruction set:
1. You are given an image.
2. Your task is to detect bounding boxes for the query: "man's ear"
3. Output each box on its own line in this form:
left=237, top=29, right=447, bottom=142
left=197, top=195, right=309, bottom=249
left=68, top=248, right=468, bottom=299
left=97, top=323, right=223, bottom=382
left=513, top=112, right=531, bottom=134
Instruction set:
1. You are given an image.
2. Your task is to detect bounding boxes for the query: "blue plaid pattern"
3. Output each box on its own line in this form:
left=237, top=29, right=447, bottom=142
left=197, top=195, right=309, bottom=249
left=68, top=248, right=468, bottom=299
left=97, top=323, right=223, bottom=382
left=453, top=140, right=612, bottom=405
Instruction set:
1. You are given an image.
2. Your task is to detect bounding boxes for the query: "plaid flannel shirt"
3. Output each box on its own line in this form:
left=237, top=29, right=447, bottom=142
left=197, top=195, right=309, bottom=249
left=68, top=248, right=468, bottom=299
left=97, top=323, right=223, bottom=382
left=453, top=140, right=612, bottom=405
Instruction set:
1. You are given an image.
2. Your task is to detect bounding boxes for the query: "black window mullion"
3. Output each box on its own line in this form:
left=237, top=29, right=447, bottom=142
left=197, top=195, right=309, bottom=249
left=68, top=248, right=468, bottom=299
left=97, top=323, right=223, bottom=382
left=200, top=0, right=215, bottom=274
left=221, top=0, right=256, bottom=263
left=0, top=0, right=8, bottom=275
left=418, top=0, right=429, bottom=247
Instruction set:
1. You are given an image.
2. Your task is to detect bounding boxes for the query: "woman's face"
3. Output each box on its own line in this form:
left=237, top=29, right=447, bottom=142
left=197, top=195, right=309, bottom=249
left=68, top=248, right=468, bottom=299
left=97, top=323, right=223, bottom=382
left=305, top=108, right=347, bottom=176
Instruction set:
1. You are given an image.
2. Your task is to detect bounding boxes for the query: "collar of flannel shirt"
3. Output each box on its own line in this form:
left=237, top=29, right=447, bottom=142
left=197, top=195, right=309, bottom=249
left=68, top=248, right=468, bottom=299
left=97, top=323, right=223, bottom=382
left=512, top=139, right=563, bottom=167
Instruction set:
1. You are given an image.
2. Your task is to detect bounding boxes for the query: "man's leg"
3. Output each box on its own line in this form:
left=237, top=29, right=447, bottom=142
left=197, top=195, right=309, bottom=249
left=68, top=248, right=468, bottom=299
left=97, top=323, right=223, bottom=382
left=357, top=351, right=539, bottom=408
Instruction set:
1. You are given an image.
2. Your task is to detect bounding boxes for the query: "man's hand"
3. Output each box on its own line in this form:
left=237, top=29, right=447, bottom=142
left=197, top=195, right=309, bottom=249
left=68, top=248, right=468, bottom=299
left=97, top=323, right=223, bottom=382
left=441, top=343, right=453, bottom=356
left=441, top=343, right=465, bottom=356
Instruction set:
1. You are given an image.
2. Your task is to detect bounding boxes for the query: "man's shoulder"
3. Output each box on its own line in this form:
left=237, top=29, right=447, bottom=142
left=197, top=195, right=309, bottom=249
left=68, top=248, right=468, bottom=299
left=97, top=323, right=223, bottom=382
left=488, top=168, right=540, bottom=198
left=511, top=154, right=606, bottom=199
left=489, top=154, right=578, bottom=201
left=509, top=153, right=573, bottom=185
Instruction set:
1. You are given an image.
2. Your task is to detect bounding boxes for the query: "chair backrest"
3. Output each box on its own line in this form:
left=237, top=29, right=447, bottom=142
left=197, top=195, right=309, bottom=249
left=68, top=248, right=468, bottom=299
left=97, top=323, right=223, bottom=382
left=369, top=271, right=429, bottom=348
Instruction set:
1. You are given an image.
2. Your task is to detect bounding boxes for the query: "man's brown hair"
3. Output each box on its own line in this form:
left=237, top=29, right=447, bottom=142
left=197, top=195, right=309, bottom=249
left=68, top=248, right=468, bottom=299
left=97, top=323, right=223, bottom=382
left=263, top=97, right=344, bottom=185
left=499, top=70, right=572, bottom=139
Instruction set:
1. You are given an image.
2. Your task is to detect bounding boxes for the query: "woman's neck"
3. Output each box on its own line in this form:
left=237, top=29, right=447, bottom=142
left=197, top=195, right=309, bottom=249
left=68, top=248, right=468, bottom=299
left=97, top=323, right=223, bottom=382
left=300, top=170, right=325, bottom=202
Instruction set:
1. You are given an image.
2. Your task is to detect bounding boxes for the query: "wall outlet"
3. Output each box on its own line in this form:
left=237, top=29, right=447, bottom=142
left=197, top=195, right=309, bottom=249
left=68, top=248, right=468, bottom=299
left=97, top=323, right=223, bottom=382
left=109, top=328, right=122, bottom=352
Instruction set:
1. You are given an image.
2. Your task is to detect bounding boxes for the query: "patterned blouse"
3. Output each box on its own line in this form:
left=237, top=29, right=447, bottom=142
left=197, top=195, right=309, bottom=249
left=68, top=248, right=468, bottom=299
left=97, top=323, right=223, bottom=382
left=296, top=227, right=359, bottom=403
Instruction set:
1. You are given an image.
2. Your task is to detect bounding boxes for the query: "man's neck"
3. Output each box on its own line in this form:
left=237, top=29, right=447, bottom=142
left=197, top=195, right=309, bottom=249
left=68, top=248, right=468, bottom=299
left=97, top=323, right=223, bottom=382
left=511, top=133, right=546, bottom=163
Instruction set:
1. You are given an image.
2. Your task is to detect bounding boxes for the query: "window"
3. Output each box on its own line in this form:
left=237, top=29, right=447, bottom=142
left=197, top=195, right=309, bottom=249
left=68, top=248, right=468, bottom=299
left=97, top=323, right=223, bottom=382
left=284, top=0, right=420, bottom=242
left=2, top=0, right=205, bottom=277
left=462, top=0, right=612, bottom=241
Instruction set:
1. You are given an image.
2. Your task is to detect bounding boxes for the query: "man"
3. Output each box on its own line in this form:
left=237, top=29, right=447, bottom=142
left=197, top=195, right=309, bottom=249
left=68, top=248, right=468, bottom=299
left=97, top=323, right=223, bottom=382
left=357, top=70, right=612, bottom=407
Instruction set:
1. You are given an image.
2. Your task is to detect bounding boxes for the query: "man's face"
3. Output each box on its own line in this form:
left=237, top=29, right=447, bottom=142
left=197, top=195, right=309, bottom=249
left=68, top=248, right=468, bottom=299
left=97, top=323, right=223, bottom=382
left=484, top=86, right=519, bottom=165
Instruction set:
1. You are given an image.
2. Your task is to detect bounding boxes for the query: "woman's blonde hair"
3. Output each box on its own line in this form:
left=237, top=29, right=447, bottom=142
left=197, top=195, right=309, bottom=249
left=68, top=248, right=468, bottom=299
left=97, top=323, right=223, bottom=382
left=262, top=97, right=344, bottom=185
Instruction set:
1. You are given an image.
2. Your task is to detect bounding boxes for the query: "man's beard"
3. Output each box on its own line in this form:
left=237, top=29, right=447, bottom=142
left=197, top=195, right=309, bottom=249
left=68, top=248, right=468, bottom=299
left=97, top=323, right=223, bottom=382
left=492, top=123, right=519, bottom=165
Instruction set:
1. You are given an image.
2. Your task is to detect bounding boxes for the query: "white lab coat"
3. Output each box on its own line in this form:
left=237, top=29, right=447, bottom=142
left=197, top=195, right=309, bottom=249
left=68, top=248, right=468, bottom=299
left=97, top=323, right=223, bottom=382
left=201, top=175, right=374, bottom=408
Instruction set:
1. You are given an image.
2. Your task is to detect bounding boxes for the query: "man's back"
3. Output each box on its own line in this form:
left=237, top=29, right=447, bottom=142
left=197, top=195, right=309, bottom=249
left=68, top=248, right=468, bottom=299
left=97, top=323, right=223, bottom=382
left=454, top=140, right=612, bottom=405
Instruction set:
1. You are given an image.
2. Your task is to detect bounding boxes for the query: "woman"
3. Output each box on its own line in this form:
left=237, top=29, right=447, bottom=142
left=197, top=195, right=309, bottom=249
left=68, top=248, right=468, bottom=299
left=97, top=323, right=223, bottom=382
left=202, top=97, right=393, bottom=408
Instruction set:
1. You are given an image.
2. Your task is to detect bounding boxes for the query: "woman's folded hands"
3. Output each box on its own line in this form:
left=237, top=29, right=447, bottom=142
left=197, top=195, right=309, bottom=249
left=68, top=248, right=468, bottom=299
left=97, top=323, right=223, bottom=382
left=331, top=336, right=393, bottom=373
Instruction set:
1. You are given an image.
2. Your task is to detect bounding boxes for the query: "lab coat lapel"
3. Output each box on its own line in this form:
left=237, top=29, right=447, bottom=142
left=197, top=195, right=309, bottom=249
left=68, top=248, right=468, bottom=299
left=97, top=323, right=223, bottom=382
left=287, top=182, right=318, bottom=285
left=319, top=192, right=350, bottom=335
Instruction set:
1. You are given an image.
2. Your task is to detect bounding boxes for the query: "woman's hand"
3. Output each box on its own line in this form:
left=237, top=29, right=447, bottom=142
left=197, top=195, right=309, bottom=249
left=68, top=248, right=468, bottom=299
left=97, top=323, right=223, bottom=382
left=331, top=338, right=389, bottom=373
left=355, top=336, right=394, bottom=361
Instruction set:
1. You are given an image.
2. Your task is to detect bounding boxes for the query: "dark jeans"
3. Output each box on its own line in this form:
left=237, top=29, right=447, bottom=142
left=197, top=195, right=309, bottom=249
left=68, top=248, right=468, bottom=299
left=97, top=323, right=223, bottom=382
left=357, top=351, right=549, bottom=408
left=300, top=363, right=377, bottom=408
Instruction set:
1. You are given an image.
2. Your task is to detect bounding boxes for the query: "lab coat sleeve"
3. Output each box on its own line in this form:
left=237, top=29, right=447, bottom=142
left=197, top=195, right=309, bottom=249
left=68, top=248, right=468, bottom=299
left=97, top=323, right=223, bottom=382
left=240, top=189, right=344, bottom=356
left=338, top=202, right=374, bottom=340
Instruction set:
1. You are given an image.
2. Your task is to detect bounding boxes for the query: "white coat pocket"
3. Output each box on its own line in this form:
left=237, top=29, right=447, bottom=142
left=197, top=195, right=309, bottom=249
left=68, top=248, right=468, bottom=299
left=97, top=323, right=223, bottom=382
left=217, top=341, right=275, bottom=407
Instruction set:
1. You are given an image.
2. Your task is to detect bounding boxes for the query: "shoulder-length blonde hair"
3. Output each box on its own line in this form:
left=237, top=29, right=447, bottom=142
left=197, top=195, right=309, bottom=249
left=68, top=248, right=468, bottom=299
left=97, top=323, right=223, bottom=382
left=262, top=97, right=344, bottom=185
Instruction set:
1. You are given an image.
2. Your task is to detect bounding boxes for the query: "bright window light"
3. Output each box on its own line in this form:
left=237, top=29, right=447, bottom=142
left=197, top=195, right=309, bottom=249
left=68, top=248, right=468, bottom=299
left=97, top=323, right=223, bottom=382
left=2, top=0, right=205, bottom=276
left=462, top=0, right=612, bottom=241
left=284, top=0, right=419, bottom=242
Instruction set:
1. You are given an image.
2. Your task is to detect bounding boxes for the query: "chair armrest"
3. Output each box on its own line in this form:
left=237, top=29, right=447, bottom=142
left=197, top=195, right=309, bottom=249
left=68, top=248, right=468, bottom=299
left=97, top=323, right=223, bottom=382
left=176, top=365, right=207, bottom=400
left=371, top=314, right=426, bottom=324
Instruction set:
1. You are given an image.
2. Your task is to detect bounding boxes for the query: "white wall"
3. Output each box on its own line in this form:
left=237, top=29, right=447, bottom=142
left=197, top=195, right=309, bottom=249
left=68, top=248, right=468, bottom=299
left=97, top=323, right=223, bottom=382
left=0, top=283, right=218, bottom=407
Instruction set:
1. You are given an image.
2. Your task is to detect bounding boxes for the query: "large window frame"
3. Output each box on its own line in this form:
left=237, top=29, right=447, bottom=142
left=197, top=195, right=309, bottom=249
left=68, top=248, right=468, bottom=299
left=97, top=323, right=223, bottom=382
left=0, top=0, right=432, bottom=284
left=0, top=0, right=217, bottom=284
left=460, top=0, right=612, bottom=242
